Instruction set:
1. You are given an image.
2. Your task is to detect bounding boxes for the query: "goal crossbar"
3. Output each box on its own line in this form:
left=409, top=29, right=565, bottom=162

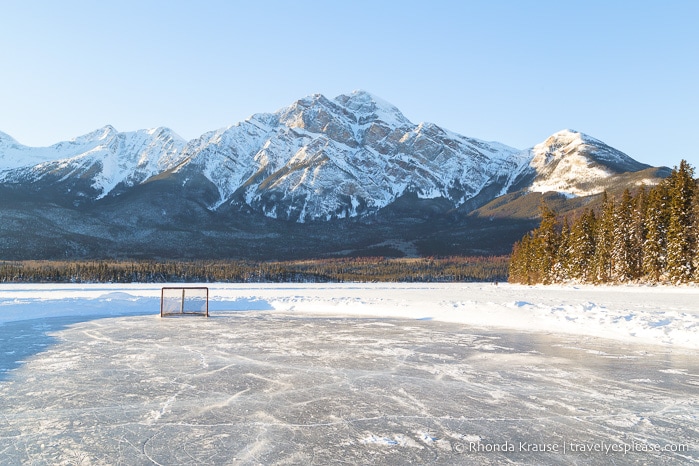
left=160, top=286, right=209, bottom=317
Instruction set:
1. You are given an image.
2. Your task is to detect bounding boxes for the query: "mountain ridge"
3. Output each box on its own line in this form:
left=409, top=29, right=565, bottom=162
left=0, top=91, right=668, bottom=260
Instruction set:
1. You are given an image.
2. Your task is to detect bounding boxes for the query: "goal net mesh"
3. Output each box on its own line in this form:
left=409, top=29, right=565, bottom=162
left=161, top=287, right=209, bottom=317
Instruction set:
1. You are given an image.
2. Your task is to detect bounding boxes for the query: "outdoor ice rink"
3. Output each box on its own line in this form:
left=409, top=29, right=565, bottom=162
left=0, top=283, right=697, bottom=464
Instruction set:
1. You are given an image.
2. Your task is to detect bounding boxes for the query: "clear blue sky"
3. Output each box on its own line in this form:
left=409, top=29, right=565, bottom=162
left=1, top=0, right=697, bottom=168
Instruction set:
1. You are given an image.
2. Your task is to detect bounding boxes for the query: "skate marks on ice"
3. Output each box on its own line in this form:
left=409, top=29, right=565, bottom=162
left=0, top=315, right=110, bottom=383
left=0, top=314, right=697, bottom=465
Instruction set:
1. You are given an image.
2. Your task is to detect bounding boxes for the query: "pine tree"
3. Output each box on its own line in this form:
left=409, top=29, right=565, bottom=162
left=554, top=217, right=571, bottom=282
left=568, top=208, right=597, bottom=282
left=611, top=189, right=638, bottom=281
left=633, top=187, right=647, bottom=278
left=592, top=192, right=615, bottom=283
left=694, top=179, right=699, bottom=282
left=534, top=203, right=560, bottom=284
left=509, top=233, right=540, bottom=284
left=508, top=203, right=561, bottom=284
left=643, top=182, right=670, bottom=282
left=666, top=160, right=696, bottom=283
left=508, top=237, right=528, bottom=283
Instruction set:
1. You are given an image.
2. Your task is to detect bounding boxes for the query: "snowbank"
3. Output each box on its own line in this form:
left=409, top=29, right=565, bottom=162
left=0, top=283, right=697, bottom=349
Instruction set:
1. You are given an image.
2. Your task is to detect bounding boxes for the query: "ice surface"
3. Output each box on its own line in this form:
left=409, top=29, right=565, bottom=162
left=0, top=283, right=697, bottom=464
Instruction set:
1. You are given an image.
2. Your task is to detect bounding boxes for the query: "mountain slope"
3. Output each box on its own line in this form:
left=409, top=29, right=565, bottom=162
left=1, top=92, right=528, bottom=221
left=172, top=91, right=523, bottom=221
left=0, top=126, right=188, bottom=201
left=0, top=92, right=669, bottom=260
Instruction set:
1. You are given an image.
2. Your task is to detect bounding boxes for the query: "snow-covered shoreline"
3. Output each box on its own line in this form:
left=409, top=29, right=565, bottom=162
left=1, top=282, right=698, bottom=349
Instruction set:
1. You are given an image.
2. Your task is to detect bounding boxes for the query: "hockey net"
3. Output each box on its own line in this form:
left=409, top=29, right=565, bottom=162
left=160, top=287, right=209, bottom=317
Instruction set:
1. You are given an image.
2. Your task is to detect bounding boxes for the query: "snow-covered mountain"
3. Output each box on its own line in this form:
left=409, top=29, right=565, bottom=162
left=0, top=126, right=187, bottom=199
left=0, top=91, right=663, bottom=260
left=0, top=130, right=62, bottom=170
left=174, top=91, right=525, bottom=221
left=1, top=91, right=539, bottom=221
left=512, top=129, right=651, bottom=197
left=1, top=93, right=654, bottom=219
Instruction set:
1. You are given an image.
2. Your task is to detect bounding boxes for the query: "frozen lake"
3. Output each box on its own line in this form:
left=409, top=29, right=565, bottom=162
left=0, top=284, right=697, bottom=464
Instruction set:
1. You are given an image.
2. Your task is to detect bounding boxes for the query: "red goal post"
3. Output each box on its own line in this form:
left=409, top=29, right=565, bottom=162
left=160, top=286, right=209, bottom=317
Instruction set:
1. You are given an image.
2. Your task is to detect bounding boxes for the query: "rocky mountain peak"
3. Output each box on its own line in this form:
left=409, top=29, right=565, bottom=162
left=523, top=129, right=651, bottom=196
left=70, top=125, right=119, bottom=144
left=0, top=130, right=20, bottom=146
left=334, top=90, right=412, bottom=127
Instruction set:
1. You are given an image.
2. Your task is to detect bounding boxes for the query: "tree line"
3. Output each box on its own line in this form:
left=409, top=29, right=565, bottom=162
left=509, top=160, right=698, bottom=285
left=0, top=256, right=509, bottom=283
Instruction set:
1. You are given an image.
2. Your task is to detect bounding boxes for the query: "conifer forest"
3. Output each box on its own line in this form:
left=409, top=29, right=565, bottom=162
left=509, top=160, right=698, bottom=285
left=0, top=256, right=509, bottom=284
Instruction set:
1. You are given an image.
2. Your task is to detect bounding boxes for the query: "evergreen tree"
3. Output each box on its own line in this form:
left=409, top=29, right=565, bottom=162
left=534, top=203, right=560, bottom=284
left=611, top=189, right=638, bottom=281
left=643, top=182, right=670, bottom=282
left=633, top=187, right=648, bottom=278
left=666, top=160, right=696, bottom=283
left=554, top=218, right=572, bottom=282
left=508, top=202, right=561, bottom=284
left=592, top=192, right=615, bottom=283
left=568, top=208, right=597, bottom=282
left=509, top=235, right=532, bottom=284
left=694, top=179, right=699, bottom=282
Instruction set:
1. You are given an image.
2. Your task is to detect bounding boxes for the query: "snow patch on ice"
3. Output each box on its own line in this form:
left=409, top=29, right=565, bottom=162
left=659, top=369, right=688, bottom=375
left=360, top=433, right=421, bottom=448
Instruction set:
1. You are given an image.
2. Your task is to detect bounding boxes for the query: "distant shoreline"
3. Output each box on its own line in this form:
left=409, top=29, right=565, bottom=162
left=0, top=256, right=509, bottom=284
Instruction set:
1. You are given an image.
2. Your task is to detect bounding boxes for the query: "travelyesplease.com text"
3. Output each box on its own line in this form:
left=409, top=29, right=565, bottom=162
left=454, top=440, right=690, bottom=455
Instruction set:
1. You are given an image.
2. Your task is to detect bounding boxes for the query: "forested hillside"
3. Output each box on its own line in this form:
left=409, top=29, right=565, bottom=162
left=0, top=256, right=509, bottom=283
left=509, top=160, right=697, bottom=285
